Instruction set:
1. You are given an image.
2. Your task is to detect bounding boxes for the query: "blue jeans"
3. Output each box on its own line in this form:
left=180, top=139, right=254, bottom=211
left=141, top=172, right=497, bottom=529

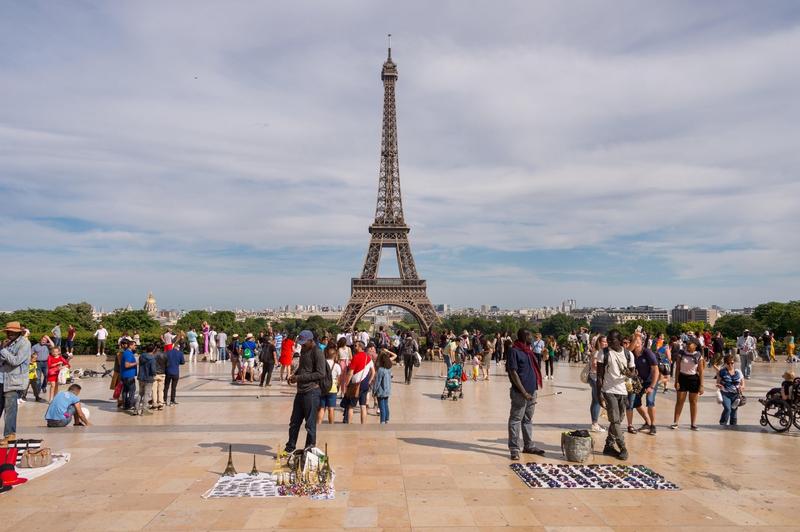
left=1, top=386, right=18, bottom=437
left=122, top=378, right=137, bottom=409
left=378, top=397, right=390, bottom=423
left=218, top=346, right=227, bottom=361
left=588, top=375, right=601, bottom=424
left=720, top=391, right=738, bottom=425
left=741, top=353, right=752, bottom=378
left=37, top=360, right=49, bottom=391
left=47, top=405, right=76, bottom=427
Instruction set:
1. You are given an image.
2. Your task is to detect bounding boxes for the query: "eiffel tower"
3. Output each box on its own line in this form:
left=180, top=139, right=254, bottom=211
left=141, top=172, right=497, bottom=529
left=339, top=42, right=438, bottom=333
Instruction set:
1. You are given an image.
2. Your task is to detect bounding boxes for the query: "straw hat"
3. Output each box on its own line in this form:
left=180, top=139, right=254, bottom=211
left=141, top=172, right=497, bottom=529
left=3, top=322, right=23, bottom=333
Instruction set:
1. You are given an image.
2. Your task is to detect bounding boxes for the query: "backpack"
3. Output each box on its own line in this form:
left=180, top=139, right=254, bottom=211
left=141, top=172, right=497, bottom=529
left=378, top=331, right=390, bottom=348
left=402, top=338, right=417, bottom=356
left=319, top=355, right=333, bottom=393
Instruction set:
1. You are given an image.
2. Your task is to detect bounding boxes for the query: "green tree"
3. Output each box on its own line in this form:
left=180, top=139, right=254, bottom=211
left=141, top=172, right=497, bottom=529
left=210, top=311, right=236, bottom=333
left=618, top=319, right=668, bottom=337
left=540, top=313, right=587, bottom=339
left=104, top=310, right=160, bottom=333
left=176, top=310, right=212, bottom=332
left=713, top=314, right=764, bottom=340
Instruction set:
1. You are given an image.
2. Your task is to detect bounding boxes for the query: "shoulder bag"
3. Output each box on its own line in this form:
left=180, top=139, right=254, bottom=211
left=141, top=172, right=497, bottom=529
left=21, top=448, right=52, bottom=468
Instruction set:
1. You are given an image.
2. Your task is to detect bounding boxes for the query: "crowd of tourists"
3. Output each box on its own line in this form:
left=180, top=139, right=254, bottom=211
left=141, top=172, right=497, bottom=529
left=1, top=316, right=797, bottom=460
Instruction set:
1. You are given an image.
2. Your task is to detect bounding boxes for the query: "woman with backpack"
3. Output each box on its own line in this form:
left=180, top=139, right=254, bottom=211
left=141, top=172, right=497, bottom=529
left=401, top=332, right=419, bottom=384
left=671, top=338, right=705, bottom=430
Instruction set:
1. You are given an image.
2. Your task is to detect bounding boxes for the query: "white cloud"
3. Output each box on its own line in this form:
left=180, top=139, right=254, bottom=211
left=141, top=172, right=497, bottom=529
left=0, top=2, right=797, bottom=309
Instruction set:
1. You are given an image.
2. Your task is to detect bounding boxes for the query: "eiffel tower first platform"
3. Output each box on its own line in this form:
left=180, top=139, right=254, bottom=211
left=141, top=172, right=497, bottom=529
left=338, top=43, right=438, bottom=333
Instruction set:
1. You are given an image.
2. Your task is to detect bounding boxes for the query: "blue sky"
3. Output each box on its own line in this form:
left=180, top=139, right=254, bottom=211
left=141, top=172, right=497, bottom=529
left=1, top=1, right=799, bottom=311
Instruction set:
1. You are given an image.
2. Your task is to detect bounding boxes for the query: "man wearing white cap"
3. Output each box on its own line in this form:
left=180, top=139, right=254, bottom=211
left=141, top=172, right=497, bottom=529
left=284, top=330, right=328, bottom=453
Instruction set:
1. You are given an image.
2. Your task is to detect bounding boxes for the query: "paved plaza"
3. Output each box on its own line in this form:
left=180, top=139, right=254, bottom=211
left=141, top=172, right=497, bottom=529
left=2, top=358, right=799, bottom=531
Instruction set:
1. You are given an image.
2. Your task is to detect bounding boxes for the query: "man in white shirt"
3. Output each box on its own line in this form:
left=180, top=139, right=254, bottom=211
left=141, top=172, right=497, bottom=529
left=216, top=331, right=228, bottom=363
left=207, top=329, right=218, bottom=362
left=597, top=329, right=636, bottom=460
left=93, top=324, right=108, bottom=357
left=358, top=329, right=370, bottom=348
left=737, top=330, right=756, bottom=379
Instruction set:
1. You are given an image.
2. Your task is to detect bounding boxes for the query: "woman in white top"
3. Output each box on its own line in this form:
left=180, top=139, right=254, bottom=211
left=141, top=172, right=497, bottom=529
left=336, top=337, right=352, bottom=396
left=671, top=337, right=704, bottom=430
left=589, top=335, right=607, bottom=433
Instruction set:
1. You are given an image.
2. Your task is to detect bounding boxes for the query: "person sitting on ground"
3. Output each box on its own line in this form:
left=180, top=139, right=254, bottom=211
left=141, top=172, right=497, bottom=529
left=45, top=383, right=90, bottom=427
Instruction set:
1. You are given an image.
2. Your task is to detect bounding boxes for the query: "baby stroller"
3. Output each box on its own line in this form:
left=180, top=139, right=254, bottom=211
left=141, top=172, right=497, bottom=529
left=759, top=378, right=800, bottom=433
left=441, top=362, right=464, bottom=401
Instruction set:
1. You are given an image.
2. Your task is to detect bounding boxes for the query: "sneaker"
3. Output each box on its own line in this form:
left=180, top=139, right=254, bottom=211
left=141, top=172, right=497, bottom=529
left=690, top=425, right=699, bottom=431
left=617, top=448, right=629, bottom=460
left=17, top=398, right=24, bottom=405
left=510, top=450, right=520, bottom=461
left=639, top=423, right=651, bottom=432
left=649, top=426, right=657, bottom=435
left=602, top=444, right=619, bottom=457
left=670, top=423, right=678, bottom=430
left=590, top=423, right=607, bottom=433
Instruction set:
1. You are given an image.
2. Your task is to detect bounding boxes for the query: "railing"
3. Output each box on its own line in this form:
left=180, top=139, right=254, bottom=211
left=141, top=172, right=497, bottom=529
left=351, top=278, right=426, bottom=287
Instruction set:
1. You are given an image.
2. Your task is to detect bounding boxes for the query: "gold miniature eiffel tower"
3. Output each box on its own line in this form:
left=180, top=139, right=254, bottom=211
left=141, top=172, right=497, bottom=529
left=222, top=444, right=237, bottom=476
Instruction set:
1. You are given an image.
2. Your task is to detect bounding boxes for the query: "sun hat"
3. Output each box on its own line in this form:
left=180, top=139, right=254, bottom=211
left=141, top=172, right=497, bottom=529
left=245, top=333, right=254, bottom=339
left=3, top=322, right=23, bottom=333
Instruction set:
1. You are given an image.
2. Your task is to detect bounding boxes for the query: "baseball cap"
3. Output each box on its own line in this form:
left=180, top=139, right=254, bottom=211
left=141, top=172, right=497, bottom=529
left=297, top=330, right=314, bottom=344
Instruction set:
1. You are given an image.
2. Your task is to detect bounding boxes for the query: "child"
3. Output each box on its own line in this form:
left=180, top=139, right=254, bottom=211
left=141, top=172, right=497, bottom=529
left=46, top=348, right=69, bottom=403
left=471, top=354, right=481, bottom=381
left=373, top=350, right=393, bottom=424
left=317, top=345, right=341, bottom=425
left=26, top=353, right=44, bottom=402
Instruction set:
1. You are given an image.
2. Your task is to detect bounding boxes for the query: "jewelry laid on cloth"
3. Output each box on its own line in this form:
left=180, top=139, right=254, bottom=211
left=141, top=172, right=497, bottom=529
left=511, top=463, right=679, bottom=490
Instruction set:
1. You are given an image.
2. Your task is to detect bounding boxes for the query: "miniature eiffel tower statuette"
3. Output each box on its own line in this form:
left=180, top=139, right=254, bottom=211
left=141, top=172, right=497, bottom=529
left=222, top=444, right=237, bottom=476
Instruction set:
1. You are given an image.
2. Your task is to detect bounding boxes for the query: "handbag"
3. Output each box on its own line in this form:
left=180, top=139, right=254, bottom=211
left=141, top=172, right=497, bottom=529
left=715, top=389, right=723, bottom=404
left=579, top=361, right=591, bottom=384
left=414, top=352, right=421, bottom=368
left=738, top=392, right=747, bottom=406
left=113, top=381, right=123, bottom=399
left=57, top=367, right=69, bottom=385
left=21, top=448, right=52, bottom=468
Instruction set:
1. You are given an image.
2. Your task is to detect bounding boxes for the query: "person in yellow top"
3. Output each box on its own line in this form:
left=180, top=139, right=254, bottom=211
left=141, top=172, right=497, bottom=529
left=786, top=332, right=796, bottom=362
left=25, top=352, right=45, bottom=402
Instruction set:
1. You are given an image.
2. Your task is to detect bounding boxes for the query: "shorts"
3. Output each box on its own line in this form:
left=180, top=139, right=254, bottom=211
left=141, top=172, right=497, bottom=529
left=678, top=373, right=701, bottom=394
left=630, top=387, right=657, bottom=409
left=320, top=392, right=337, bottom=408
left=243, top=358, right=255, bottom=368
left=66, top=339, right=74, bottom=349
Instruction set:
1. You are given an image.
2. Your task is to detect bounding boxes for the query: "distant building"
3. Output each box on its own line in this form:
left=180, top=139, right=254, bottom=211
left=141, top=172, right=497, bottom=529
left=144, top=291, right=158, bottom=316
left=671, top=305, right=691, bottom=324
left=590, top=306, right=670, bottom=332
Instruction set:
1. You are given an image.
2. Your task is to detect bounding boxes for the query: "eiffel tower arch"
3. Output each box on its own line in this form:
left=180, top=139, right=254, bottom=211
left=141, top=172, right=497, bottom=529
left=339, top=43, right=439, bottom=333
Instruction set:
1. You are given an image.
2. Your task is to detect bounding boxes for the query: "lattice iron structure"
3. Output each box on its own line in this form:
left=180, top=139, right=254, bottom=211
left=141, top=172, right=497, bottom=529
left=339, top=44, right=439, bottom=333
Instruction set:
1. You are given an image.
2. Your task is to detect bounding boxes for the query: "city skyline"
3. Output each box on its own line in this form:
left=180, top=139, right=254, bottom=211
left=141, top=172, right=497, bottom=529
left=2, top=2, right=799, bottom=310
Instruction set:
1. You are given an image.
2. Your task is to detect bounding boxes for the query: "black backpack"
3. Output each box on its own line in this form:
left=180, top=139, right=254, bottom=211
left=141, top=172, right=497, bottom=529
left=319, top=353, right=333, bottom=393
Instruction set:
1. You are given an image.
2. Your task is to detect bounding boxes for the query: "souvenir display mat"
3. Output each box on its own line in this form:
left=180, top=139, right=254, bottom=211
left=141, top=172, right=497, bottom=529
left=202, top=473, right=335, bottom=500
left=510, top=463, right=680, bottom=490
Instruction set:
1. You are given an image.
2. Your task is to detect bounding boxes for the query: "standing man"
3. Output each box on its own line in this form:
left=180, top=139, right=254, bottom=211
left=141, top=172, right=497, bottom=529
left=65, top=324, right=76, bottom=357
left=259, top=334, right=277, bottom=387
left=626, top=334, right=659, bottom=436
left=51, top=322, right=62, bottom=351
left=506, top=328, right=545, bottom=461
left=284, top=330, right=327, bottom=453
left=120, top=339, right=138, bottom=411
left=737, top=330, right=756, bottom=379
left=0, top=322, right=31, bottom=445
left=153, top=345, right=167, bottom=410
left=597, top=329, right=635, bottom=460
left=31, top=336, right=52, bottom=395
left=531, top=333, right=546, bottom=379
left=165, top=343, right=185, bottom=406
left=216, top=330, right=228, bottom=363
left=94, top=323, right=109, bottom=357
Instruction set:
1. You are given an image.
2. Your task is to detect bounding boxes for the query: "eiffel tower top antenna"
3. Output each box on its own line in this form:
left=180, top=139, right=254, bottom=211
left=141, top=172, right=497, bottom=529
left=387, top=33, right=391, bottom=59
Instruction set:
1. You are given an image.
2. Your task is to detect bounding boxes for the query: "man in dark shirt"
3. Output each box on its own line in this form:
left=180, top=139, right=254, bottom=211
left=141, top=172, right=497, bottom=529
left=506, top=328, right=544, bottom=461
left=284, top=330, right=326, bottom=453
left=259, top=334, right=277, bottom=387
left=164, top=345, right=185, bottom=406
left=626, top=335, right=660, bottom=435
